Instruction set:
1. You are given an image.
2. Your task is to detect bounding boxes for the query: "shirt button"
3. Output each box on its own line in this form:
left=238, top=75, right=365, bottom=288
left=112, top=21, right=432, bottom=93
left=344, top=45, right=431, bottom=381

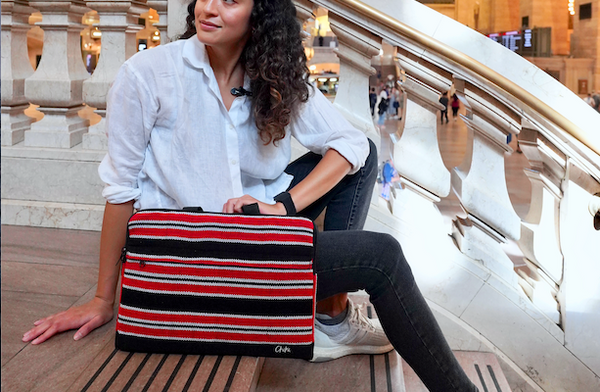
left=229, top=124, right=234, bottom=130
left=231, top=159, right=237, bottom=165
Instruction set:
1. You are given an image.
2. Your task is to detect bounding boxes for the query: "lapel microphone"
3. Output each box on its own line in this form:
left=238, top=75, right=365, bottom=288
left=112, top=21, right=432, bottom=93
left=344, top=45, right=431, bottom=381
left=230, top=86, right=253, bottom=97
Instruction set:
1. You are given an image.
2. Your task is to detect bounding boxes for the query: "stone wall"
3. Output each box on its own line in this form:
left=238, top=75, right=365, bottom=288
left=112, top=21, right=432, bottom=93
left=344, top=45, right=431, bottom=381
left=570, top=0, right=600, bottom=91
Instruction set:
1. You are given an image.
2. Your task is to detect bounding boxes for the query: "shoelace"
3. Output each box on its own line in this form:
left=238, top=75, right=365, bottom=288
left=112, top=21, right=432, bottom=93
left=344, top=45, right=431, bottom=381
left=348, top=303, right=376, bottom=332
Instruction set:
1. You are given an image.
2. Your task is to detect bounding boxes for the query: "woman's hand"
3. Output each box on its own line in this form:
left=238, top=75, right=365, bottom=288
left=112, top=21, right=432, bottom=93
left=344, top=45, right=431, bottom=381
left=22, top=296, right=114, bottom=345
left=223, top=194, right=286, bottom=215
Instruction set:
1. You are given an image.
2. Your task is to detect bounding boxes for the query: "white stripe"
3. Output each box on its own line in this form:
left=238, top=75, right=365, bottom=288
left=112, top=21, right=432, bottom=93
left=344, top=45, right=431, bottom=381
left=129, top=235, right=313, bottom=246
left=125, top=270, right=314, bottom=285
left=126, top=252, right=312, bottom=266
left=117, top=330, right=312, bottom=345
left=118, top=320, right=311, bottom=335
left=118, top=316, right=312, bottom=332
left=119, top=304, right=313, bottom=320
left=125, top=257, right=312, bottom=272
left=122, top=284, right=314, bottom=299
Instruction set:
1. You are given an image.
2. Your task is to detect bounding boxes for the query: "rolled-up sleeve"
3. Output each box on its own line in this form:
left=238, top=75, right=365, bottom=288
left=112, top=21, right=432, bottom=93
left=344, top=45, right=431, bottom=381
left=98, top=61, right=158, bottom=204
left=291, top=88, right=368, bottom=174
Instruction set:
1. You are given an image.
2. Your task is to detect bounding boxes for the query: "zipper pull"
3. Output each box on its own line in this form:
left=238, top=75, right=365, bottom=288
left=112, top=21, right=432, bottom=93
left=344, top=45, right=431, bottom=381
left=140, top=259, right=146, bottom=269
left=119, top=247, right=127, bottom=264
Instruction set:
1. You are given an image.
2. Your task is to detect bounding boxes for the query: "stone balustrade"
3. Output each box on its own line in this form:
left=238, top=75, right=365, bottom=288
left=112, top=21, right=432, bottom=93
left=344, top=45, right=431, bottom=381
left=1, top=0, right=36, bottom=146
left=82, top=0, right=148, bottom=150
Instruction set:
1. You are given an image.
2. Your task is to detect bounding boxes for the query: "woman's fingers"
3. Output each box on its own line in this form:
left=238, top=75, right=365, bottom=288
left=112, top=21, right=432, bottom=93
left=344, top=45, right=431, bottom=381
left=74, top=315, right=105, bottom=341
left=31, top=324, right=60, bottom=345
left=22, top=298, right=114, bottom=345
left=223, top=195, right=261, bottom=214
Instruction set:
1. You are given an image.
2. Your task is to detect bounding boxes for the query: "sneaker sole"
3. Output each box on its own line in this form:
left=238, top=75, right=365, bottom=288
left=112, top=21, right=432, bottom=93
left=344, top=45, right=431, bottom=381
left=310, top=344, right=394, bottom=363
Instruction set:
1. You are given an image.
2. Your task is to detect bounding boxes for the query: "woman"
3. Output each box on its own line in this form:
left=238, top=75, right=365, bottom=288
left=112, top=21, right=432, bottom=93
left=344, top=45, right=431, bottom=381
left=451, top=93, right=460, bottom=121
left=23, top=1, right=477, bottom=390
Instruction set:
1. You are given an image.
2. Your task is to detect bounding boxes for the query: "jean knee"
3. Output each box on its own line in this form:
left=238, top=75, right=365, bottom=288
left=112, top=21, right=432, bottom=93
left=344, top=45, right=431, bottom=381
left=377, top=233, right=414, bottom=280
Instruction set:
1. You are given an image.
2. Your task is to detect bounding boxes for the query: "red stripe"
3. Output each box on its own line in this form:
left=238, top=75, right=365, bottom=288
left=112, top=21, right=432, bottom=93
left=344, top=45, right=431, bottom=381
left=124, top=264, right=314, bottom=281
left=118, top=307, right=313, bottom=328
left=129, top=212, right=314, bottom=231
left=122, top=277, right=314, bottom=297
left=129, top=227, right=312, bottom=244
left=116, top=322, right=313, bottom=344
left=126, top=255, right=312, bottom=270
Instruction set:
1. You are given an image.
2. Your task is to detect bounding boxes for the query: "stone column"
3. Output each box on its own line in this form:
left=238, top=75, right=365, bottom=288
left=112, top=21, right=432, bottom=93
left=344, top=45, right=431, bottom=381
left=24, top=0, right=91, bottom=148
left=450, top=78, right=522, bottom=287
left=1, top=0, right=35, bottom=146
left=327, top=13, right=381, bottom=139
left=517, top=121, right=566, bottom=325
left=382, top=52, right=452, bottom=246
left=147, top=1, right=167, bottom=42
left=82, top=0, right=147, bottom=150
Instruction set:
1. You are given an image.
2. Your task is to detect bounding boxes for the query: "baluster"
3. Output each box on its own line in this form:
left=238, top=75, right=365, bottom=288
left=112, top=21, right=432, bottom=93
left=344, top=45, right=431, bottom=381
left=82, top=0, right=147, bottom=150
left=385, top=53, right=451, bottom=234
left=147, top=1, right=167, bottom=42
left=450, top=78, right=522, bottom=287
left=517, top=120, right=566, bottom=324
left=1, top=0, right=35, bottom=146
left=24, top=0, right=90, bottom=148
left=327, top=13, right=380, bottom=139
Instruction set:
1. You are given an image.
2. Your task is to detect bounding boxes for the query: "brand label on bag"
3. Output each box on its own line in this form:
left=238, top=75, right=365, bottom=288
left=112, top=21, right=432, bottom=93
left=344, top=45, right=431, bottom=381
left=275, top=345, right=291, bottom=354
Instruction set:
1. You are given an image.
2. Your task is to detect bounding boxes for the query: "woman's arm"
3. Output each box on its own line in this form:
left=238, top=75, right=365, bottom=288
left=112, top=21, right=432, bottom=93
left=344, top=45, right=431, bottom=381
left=22, top=201, right=134, bottom=344
left=223, top=148, right=351, bottom=214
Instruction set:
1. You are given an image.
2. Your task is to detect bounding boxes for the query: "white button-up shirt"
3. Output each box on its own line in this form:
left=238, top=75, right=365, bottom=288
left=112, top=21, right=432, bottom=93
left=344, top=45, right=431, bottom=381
left=98, top=36, right=369, bottom=212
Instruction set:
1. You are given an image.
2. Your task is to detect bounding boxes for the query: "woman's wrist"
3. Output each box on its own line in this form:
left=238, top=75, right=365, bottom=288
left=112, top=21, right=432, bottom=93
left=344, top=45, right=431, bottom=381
left=273, top=191, right=297, bottom=215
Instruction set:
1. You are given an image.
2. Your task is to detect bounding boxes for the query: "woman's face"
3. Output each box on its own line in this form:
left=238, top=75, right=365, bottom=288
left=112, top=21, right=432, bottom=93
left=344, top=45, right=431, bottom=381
left=194, top=0, right=254, bottom=50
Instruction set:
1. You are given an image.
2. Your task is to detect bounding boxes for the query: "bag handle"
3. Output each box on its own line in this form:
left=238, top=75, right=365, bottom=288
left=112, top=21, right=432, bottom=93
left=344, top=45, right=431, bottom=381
left=182, top=204, right=260, bottom=215
left=241, top=203, right=260, bottom=215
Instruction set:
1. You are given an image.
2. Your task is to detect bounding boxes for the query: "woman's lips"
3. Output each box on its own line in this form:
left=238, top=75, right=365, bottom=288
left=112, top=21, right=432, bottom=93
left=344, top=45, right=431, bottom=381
left=199, top=20, right=221, bottom=30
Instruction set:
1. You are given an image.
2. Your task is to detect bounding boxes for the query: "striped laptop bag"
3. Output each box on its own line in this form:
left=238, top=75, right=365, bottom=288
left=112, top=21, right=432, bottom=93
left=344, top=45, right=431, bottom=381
left=115, top=208, right=317, bottom=359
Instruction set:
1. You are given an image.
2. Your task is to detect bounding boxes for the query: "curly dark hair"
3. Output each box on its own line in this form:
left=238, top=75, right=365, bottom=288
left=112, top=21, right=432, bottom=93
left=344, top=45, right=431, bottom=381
left=180, top=0, right=313, bottom=145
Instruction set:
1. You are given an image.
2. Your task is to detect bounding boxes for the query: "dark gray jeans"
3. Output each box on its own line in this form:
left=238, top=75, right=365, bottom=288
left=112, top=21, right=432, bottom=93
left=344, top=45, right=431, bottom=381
left=285, top=140, right=478, bottom=392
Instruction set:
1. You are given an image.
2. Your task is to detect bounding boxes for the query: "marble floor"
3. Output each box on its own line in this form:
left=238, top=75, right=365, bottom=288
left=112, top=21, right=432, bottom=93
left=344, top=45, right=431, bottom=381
left=1, top=111, right=532, bottom=390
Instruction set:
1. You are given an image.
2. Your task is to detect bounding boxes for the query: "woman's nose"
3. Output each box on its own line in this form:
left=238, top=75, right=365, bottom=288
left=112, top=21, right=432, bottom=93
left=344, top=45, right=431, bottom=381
left=202, top=0, right=218, bottom=15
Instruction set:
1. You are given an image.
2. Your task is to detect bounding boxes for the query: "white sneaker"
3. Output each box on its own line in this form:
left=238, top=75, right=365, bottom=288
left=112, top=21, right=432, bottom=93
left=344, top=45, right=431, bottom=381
left=311, top=299, right=393, bottom=362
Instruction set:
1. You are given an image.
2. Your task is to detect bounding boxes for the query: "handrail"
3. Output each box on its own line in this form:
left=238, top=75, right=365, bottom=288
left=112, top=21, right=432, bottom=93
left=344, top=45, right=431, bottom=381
left=333, top=0, right=600, bottom=157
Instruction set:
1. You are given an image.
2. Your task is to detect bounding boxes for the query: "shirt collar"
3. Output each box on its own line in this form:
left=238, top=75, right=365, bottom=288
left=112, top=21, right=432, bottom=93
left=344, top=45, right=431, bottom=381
left=182, top=34, right=252, bottom=91
left=182, top=35, right=210, bottom=71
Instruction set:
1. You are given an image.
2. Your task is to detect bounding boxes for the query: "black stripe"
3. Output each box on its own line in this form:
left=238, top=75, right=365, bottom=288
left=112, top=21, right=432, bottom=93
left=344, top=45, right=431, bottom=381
left=120, top=288, right=314, bottom=317
left=124, top=272, right=312, bottom=287
left=384, top=352, right=392, bottom=392
left=118, top=317, right=311, bottom=333
left=121, top=353, right=151, bottom=392
left=115, top=335, right=314, bottom=360
left=101, top=351, right=133, bottom=392
left=474, top=364, right=488, bottom=392
left=370, top=355, right=376, bottom=392
left=161, top=355, right=186, bottom=392
left=182, top=356, right=204, bottom=392
left=223, top=356, right=242, bottom=392
left=487, top=365, right=502, bottom=391
left=127, top=239, right=314, bottom=262
left=202, top=356, right=223, bottom=392
left=141, top=354, right=169, bottom=392
left=129, top=222, right=313, bottom=234
left=80, top=347, right=118, bottom=392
